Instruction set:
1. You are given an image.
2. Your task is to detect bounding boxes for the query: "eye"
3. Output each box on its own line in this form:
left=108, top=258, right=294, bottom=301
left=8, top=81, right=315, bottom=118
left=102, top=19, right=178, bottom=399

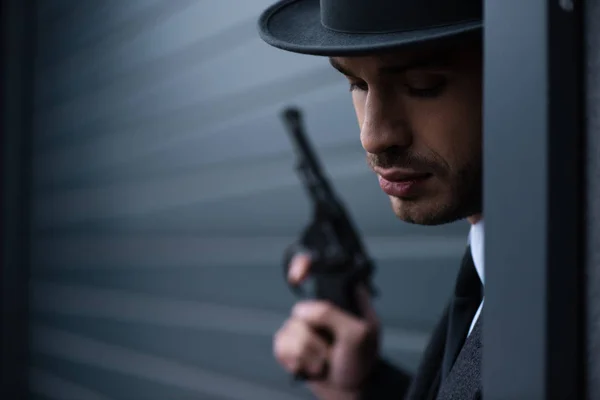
left=348, top=80, right=368, bottom=92
left=404, top=74, right=448, bottom=98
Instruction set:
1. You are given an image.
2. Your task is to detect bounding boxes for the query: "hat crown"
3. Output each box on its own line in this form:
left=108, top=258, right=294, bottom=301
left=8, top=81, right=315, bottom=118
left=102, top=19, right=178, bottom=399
left=257, top=0, right=483, bottom=56
left=320, top=0, right=482, bottom=34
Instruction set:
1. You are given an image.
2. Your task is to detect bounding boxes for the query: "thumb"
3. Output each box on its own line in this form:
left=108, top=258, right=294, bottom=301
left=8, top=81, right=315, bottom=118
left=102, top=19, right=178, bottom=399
left=292, top=300, right=360, bottom=336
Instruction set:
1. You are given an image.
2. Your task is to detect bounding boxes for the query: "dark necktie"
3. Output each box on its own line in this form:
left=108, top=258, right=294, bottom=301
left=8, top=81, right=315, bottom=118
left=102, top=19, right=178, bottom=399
left=441, top=245, right=483, bottom=381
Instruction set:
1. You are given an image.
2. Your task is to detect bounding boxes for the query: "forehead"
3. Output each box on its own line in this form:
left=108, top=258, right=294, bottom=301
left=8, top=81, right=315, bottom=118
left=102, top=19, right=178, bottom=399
left=329, top=37, right=481, bottom=75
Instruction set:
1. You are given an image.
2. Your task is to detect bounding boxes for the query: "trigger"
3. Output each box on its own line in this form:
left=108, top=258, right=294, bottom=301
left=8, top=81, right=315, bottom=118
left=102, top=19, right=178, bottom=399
left=293, top=275, right=316, bottom=299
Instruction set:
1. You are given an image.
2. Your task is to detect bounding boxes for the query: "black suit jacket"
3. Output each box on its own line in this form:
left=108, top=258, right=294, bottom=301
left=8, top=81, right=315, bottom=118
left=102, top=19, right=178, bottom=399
left=361, top=305, right=482, bottom=400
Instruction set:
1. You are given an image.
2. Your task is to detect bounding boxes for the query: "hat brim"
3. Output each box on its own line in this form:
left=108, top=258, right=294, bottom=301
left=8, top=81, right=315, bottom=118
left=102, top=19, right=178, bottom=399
left=258, top=0, right=483, bottom=56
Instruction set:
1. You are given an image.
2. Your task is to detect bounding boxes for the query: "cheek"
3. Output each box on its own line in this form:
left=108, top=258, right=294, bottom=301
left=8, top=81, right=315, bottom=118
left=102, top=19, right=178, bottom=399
left=408, top=99, right=481, bottom=171
left=351, top=93, right=366, bottom=130
left=440, top=101, right=482, bottom=169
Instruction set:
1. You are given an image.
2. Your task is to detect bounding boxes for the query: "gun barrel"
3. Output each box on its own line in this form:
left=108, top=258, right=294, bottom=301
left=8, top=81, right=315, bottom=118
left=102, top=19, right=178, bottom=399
left=281, top=107, right=326, bottom=178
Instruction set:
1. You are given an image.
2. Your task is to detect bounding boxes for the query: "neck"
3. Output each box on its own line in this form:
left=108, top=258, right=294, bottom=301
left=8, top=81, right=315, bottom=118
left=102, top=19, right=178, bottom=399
left=467, top=214, right=482, bottom=225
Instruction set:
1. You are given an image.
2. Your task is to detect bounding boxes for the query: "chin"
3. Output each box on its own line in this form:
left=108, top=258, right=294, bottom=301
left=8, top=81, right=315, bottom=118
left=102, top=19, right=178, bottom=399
left=389, top=196, right=464, bottom=226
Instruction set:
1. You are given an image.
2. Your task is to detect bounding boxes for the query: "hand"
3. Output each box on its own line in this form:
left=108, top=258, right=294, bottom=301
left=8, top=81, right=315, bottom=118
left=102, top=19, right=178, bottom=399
left=273, top=253, right=381, bottom=400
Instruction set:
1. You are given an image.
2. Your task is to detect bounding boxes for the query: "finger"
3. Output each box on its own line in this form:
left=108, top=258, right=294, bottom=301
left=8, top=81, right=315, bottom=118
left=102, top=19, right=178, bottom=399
left=288, top=253, right=312, bottom=285
left=355, top=285, right=379, bottom=327
left=282, top=344, right=325, bottom=376
left=273, top=319, right=330, bottom=374
left=299, top=349, right=329, bottom=377
left=292, top=300, right=362, bottom=338
left=307, top=385, right=361, bottom=400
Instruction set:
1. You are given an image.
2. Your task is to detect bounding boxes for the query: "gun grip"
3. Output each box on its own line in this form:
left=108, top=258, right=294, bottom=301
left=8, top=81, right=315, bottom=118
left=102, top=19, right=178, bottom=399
left=290, top=272, right=359, bottom=383
left=308, top=270, right=362, bottom=318
left=283, top=244, right=362, bottom=316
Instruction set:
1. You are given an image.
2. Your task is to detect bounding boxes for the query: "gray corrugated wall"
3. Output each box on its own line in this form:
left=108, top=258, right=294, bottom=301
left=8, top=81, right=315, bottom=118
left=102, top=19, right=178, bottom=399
left=29, top=1, right=469, bottom=399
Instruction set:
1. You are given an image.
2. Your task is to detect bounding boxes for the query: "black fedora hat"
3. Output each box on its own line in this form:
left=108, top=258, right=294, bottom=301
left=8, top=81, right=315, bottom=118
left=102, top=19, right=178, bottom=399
left=258, top=0, right=482, bottom=56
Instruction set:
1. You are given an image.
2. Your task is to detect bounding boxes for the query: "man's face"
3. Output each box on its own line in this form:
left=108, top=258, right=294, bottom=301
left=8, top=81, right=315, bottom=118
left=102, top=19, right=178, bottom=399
left=330, top=38, right=483, bottom=225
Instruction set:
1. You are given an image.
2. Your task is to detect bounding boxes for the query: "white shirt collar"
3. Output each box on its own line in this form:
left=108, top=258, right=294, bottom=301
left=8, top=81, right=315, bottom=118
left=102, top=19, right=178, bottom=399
left=467, top=219, right=485, bottom=336
left=468, top=219, right=485, bottom=286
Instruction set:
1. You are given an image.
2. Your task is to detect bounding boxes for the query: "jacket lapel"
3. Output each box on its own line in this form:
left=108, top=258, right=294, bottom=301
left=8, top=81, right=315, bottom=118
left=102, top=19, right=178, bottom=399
left=435, top=317, right=482, bottom=400
left=405, top=304, right=449, bottom=400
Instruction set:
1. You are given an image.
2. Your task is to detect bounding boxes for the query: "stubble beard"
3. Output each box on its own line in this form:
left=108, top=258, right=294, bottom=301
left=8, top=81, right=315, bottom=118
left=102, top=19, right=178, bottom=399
left=390, top=162, right=482, bottom=226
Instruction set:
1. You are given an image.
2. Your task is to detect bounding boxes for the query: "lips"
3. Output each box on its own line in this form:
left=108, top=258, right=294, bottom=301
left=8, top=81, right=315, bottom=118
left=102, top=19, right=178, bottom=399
left=375, top=168, right=431, bottom=197
left=375, top=168, right=431, bottom=182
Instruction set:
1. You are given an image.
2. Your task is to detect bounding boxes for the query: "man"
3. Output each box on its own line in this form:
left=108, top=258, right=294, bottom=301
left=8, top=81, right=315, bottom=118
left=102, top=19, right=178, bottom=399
left=257, top=0, right=485, bottom=399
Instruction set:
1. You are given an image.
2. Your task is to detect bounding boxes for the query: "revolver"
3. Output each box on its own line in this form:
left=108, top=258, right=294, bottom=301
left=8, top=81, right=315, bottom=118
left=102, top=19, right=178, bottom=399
left=280, top=106, right=378, bottom=371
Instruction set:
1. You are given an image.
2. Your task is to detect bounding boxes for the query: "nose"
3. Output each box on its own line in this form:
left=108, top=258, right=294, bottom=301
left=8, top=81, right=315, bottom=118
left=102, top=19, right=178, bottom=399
left=359, top=89, right=412, bottom=154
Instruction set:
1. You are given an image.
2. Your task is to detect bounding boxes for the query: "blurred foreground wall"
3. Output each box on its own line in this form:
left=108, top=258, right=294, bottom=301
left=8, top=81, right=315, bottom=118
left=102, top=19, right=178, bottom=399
left=29, top=1, right=469, bottom=399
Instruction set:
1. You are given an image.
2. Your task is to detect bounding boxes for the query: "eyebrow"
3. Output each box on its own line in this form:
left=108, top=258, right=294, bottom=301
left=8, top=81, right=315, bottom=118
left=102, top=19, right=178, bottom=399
left=328, top=54, right=451, bottom=78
